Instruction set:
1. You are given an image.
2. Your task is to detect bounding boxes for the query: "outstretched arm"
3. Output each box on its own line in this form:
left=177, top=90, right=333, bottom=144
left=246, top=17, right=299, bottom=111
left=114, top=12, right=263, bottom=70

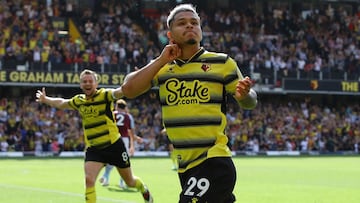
left=121, top=43, right=181, bottom=98
left=36, top=87, right=71, bottom=109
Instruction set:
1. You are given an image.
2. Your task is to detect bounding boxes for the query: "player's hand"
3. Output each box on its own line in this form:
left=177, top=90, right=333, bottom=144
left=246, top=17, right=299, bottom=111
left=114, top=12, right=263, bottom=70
left=235, top=76, right=253, bottom=100
left=158, top=42, right=181, bottom=63
left=135, top=136, right=144, bottom=144
left=129, top=146, right=135, bottom=157
left=36, top=87, right=47, bottom=103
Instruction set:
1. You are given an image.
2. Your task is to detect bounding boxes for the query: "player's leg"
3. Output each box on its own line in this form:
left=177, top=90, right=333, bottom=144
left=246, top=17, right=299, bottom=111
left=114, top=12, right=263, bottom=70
left=117, top=167, right=153, bottom=203
left=84, top=146, right=107, bottom=203
left=84, top=161, right=104, bottom=203
left=99, top=164, right=114, bottom=186
left=119, top=178, right=127, bottom=189
left=109, top=138, right=153, bottom=203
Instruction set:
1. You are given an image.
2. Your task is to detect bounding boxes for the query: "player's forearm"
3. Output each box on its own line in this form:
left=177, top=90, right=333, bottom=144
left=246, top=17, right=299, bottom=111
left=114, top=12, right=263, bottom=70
left=122, top=57, right=167, bottom=98
left=129, top=137, right=134, bottom=147
left=238, top=88, right=258, bottom=110
left=128, top=130, right=135, bottom=147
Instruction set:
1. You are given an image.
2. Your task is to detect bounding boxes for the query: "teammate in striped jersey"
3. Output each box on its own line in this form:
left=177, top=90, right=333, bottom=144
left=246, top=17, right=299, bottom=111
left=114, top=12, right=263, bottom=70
left=35, top=69, right=153, bottom=203
left=121, top=4, right=257, bottom=203
left=99, top=99, right=143, bottom=188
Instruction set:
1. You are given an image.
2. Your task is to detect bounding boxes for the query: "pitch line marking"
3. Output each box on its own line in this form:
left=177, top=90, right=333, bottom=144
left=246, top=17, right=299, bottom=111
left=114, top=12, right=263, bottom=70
left=0, top=183, right=135, bottom=203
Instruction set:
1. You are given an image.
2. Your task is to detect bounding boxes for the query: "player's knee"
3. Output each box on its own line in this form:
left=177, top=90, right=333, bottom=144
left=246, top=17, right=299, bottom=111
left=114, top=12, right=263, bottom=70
left=85, top=174, right=96, bottom=187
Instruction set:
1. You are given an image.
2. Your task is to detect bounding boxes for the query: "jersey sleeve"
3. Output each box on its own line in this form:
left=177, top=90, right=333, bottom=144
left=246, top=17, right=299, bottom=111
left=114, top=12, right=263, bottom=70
left=225, top=57, right=244, bottom=95
left=105, top=88, right=117, bottom=102
left=68, top=95, right=80, bottom=110
left=128, top=113, right=135, bottom=129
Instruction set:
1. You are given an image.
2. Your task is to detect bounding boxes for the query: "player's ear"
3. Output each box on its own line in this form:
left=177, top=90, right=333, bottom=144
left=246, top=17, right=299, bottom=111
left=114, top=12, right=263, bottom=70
left=167, top=31, right=174, bottom=44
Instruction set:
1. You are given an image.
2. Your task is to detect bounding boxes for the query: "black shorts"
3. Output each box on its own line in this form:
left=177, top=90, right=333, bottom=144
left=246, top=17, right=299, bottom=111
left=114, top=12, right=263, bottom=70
left=85, top=138, right=131, bottom=168
left=178, top=157, right=236, bottom=203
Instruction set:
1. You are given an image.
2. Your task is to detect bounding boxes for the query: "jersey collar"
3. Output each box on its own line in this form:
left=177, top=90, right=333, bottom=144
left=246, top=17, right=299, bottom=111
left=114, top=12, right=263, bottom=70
left=174, top=47, right=205, bottom=67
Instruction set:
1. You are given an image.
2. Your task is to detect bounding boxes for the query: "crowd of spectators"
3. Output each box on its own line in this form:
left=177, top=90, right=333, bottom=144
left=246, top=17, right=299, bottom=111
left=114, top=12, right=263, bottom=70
left=146, top=1, right=360, bottom=83
left=0, top=93, right=359, bottom=154
left=0, top=1, right=359, bottom=154
left=226, top=95, right=359, bottom=154
left=1, top=0, right=360, bottom=85
left=0, top=0, right=157, bottom=74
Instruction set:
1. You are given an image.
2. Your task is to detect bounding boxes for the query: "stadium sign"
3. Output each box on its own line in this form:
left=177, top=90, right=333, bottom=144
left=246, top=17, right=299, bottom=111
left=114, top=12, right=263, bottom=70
left=0, top=70, right=126, bottom=87
left=283, top=79, right=359, bottom=94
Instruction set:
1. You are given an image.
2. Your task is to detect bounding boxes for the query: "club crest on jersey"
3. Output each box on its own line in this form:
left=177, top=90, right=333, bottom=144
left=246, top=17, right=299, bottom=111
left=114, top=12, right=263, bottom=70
left=167, top=65, right=175, bottom=73
left=201, top=63, right=211, bottom=72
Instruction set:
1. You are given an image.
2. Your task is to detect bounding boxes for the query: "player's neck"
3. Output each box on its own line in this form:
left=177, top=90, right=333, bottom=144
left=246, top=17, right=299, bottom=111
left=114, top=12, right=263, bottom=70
left=179, top=45, right=201, bottom=60
left=86, top=89, right=98, bottom=100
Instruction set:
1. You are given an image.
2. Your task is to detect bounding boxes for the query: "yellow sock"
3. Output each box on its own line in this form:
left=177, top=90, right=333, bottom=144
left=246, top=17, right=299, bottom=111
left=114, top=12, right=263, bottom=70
left=133, top=176, right=146, bottom=193
left=85, top=186, right=96, bottom=203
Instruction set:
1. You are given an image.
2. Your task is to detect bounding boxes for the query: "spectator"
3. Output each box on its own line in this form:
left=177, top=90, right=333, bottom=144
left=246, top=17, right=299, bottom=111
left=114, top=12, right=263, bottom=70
left=0, top=136, right=9, bottom=152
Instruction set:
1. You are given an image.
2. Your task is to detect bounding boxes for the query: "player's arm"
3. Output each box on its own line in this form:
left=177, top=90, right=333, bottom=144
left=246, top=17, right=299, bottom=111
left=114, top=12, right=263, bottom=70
left=234, top=76, right=257, bottom=110
left=134, top=133, right=143, bottom=143
left=128, top=128, right=135, bottom=156
left=121, top=43, right=181, bottom=98
left=112, top=86, right=124, bottom=100
left=128, top=113, right=143, bottom=143
left=36, top=87, right=71, bottom=109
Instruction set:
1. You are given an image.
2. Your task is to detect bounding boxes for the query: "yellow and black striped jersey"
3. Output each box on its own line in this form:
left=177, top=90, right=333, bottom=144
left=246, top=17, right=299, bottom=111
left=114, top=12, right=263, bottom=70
left=152, top=48, right=244, bottom=173
left=68, top=88, right=120, bottom=148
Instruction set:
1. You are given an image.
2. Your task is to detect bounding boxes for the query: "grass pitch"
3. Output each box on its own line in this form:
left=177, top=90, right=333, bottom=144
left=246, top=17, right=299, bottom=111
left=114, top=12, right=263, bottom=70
left=0, top=156, right=359, bottom=203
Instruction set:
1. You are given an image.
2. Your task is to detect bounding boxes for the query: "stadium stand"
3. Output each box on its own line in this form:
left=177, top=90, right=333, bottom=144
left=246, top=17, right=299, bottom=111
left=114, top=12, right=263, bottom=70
left=0, top=91, right=359, bottom=154
left=0, top=0, right=359, bottom=155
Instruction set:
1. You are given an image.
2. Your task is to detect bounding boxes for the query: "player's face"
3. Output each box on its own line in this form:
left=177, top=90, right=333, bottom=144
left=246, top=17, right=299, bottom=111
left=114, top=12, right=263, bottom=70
left=169, top=11, right=202, bottom=46
left=80, top=74, right=98, bottom=98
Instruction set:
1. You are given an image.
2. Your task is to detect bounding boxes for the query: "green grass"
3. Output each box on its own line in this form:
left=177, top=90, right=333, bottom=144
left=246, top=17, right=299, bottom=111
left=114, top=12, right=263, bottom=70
left=0, top=157, right=359, bottom=203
